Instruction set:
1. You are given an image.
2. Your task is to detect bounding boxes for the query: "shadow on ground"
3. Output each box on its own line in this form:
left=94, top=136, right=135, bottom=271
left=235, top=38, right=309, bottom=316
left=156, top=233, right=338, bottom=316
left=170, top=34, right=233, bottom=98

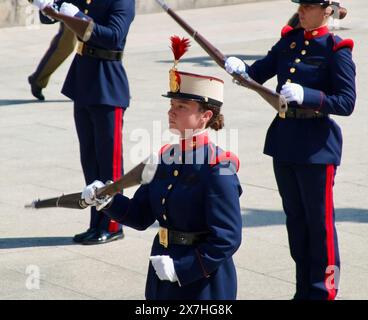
left=241, top=207, right=368, bottom=227
left=0, top=99, right=71, bottom=107
left=0, top=237, right=73, bottom=249
left=157, top=54, right=265, bottom=67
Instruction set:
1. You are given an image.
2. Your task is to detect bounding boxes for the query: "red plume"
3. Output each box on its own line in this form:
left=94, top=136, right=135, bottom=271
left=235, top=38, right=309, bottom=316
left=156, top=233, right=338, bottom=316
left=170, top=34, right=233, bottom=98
left=170, top=35, right=190, bottom=61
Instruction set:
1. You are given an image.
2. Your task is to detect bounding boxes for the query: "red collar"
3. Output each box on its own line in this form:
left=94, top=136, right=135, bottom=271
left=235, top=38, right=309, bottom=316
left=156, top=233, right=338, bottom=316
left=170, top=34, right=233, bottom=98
left=304, top=25, right=329, bottom=40
left=180, top=131, right=209, bottom=151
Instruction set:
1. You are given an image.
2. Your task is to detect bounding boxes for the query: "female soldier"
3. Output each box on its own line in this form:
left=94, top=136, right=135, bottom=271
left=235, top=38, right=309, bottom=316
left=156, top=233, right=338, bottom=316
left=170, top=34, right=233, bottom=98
left=225, top=0, right=356, bottom=300
left=81, top=37, right=243, bottom=300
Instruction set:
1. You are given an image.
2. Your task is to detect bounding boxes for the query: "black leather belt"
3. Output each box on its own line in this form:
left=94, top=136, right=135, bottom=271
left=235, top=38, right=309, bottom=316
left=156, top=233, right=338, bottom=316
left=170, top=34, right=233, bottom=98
left=77, top=42, right=123, bottom=61
left=282, top=107, right=327, bottom=119
left=158, top=226, right=208, bottom=248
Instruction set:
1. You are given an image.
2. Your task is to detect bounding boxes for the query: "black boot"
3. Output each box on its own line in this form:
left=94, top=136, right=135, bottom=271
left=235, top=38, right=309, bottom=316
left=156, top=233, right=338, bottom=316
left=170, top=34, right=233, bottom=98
left=82, top=229, right=124, bottom=245
left=28, top=76, right=45, bottom=101
left=73, top=228, right=96, bottom=243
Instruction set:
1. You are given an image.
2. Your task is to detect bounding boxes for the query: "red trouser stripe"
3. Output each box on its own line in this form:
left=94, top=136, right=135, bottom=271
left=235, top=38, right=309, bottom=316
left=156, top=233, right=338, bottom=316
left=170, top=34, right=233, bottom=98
left=109, top=107, right=124, bottom=233
left=325, top=164, right=336, bottom=300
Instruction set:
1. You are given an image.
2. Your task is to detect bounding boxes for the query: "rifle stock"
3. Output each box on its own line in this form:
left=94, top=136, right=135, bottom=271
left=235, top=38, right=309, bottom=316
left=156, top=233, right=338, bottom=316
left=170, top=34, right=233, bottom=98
left=155, top=0, right=288, bottom=113
left=42, top=6, right=94, bottom=42
left=25, top=162, right=147, bottom=210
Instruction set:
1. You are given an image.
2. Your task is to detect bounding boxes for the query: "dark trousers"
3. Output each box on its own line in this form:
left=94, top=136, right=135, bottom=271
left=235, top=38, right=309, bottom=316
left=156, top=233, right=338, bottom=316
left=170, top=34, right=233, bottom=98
left=273, top=160, right=340, bottom=300
left=74, top=104, right=124, bottom=232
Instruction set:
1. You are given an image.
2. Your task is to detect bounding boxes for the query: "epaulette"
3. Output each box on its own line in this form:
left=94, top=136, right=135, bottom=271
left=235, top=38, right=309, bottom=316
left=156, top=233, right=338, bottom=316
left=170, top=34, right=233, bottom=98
left=281, top=25, right=294, bottom=38
left=210, top=151, right=240, bottom=173
left=333, top=38, right=354, bottom=52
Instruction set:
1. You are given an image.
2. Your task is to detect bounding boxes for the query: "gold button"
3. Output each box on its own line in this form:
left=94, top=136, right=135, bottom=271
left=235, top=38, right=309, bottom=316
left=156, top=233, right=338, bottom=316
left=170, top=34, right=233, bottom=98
left=295, top=58, right=301, bottom=63
left=290, top=67, right=296, bottom=74
left=167, top=184, right=173, bottom=190
left=173, top=170, right=179, bottom=177
left=301, top=50, right=307, bottom=55
left=312, top=30, right=318, bottom=36
left=304, top=40, right=310, bottom=46
left=163, top=214, right=167, bottom=221
left=286, top=79, right=292, bottom=83
left=162, top=198, right=166, bottom=205
left=84, top=9, right=89, bottom=14
left=86, top=0, right=91, bottom=3
left=290, top=42, right=296, bottom=49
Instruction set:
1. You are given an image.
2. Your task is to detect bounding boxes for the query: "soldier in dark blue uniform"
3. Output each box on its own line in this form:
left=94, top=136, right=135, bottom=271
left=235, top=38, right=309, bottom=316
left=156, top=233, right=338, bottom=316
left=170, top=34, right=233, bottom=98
left=225, top=0, right=356, bottom=299
left=31, top=0, right=135, bottom=244
left=81, top=39, right=243, bottom=299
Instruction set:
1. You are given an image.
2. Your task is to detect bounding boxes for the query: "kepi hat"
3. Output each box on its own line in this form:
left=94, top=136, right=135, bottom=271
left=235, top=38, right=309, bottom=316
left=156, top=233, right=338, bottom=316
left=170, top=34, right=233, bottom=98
left=162, top=36, right=224, bottom=107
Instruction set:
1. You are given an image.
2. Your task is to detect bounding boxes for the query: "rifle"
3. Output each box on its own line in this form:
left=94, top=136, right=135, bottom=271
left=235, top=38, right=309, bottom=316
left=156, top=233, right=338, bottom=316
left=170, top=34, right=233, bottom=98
left=154, top=0, right=288, bottom=114
left=25, top=155, right=158, bottom=210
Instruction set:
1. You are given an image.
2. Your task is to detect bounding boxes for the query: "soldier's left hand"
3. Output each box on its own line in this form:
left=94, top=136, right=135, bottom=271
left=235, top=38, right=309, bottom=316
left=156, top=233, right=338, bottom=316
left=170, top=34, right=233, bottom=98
left=149, top=255, right=178, bottom=282
left=281, top=82, right=304, bottom=105
left=59, top=2, right=80, bottom=16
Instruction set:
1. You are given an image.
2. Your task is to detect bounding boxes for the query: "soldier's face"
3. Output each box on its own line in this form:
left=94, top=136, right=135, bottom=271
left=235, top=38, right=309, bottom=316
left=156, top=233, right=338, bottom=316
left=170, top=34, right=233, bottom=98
left=298, top=4, right=331, bottom=30
left=168, top=99, right=212, bottom=137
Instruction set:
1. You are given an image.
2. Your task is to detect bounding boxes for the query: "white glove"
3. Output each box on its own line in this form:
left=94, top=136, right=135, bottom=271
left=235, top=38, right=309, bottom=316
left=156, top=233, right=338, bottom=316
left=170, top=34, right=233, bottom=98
left=225, top=56, right=247, bottom=76
left=32, top=0, right=54, bottom=10
left=59, top=2, right=80, bottom=17
left=81, top=180, right=112, bottom=211
left=150, top=255, right=178, bottom=282
left=281, top=83, right=304, bottom=105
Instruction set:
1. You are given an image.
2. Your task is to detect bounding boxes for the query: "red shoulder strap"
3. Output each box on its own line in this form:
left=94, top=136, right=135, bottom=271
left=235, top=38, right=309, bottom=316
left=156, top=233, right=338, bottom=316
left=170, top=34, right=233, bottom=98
left=333, top=39, right=354, bottom=52
left=281, top=25, right=294, bottom=38
left=210, top=151, right=240, bottom=173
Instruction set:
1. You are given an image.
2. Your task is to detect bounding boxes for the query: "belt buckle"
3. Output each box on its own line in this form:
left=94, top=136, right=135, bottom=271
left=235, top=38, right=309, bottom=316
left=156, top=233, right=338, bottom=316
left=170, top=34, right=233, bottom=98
left=159, top=227, right=168, bottom=248
left=77, top=42, right=84, bottom=55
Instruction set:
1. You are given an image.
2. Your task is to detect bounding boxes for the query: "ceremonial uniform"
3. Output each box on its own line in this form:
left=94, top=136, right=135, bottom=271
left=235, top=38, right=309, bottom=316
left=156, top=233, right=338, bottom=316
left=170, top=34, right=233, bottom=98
left=81, top=37, right=244, bottom=299
left=104, top=131, right=243, bottom=300
left=246, top=14, right=356, bottom=298
left=39, top=0, right=135, bottom=244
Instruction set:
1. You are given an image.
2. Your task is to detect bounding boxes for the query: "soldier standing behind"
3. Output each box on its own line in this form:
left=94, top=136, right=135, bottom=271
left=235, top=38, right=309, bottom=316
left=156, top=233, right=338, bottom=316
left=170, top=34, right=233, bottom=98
left=31, top=0, right=135, bottom=244
left=225, top=0, right=356, bottom=299
left=80, top=37, right=243, bottom=299
left=27, top=7, right=77, bottom=101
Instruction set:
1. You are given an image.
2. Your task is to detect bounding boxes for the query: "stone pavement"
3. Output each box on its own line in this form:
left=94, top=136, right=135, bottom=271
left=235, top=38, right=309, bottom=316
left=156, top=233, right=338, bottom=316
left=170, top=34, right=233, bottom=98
left=0, top=0, right=367, bottom=300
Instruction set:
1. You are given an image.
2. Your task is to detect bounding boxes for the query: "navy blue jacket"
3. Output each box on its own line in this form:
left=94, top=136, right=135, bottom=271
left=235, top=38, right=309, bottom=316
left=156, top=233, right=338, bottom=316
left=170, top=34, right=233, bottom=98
left=104, top=133, right=243, bottom=300
left=248, top=25, right=356, bottom=165
left=40, top=0, right=135, bottom=107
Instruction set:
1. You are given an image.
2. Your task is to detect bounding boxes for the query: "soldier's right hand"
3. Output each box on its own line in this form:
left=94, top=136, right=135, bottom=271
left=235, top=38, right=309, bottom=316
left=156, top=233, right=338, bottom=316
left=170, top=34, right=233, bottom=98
left=31, top=0, right=54, bottom=10
left=225, top=57, right=247, bottom=75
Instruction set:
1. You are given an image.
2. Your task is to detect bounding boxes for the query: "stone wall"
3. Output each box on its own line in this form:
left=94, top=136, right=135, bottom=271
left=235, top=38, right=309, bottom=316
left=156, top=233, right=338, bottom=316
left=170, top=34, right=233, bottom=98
left=0, top=0, right=39, bottom=27
left=0, top=0, right=268, bottom=28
